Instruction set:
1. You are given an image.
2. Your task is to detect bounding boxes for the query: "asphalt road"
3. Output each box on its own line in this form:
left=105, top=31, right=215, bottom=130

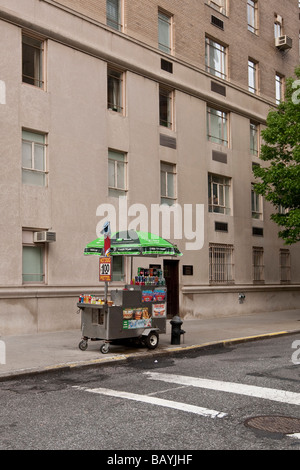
left=0, top=334, right=299, bottom=453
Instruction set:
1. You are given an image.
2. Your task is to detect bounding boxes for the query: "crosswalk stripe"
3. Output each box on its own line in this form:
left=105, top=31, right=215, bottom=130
left=144, top=372, right=300, bottom=406
left=73, top=386, right=227, bottom=418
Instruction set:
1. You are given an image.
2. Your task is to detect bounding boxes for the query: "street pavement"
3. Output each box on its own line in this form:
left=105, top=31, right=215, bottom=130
left=0, top=309, right=299, bottom=380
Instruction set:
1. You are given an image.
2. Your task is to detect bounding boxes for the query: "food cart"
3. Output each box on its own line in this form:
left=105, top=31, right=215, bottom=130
left=78, top=229, right=181, bottom=354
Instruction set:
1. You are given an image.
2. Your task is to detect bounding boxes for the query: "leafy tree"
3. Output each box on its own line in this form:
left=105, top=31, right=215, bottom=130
left=253, top=66, right=300, bottom=245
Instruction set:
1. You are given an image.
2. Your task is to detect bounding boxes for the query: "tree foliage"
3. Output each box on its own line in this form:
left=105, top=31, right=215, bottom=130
left=253, top=66, right=300, bottom=244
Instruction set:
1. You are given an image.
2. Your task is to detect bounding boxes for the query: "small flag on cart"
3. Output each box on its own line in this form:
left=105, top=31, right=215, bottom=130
left=101, top=221, right=111, bottom=256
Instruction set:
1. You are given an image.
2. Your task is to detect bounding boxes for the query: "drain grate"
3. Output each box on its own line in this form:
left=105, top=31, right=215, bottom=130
left=245, top=416, right=300, bottom=434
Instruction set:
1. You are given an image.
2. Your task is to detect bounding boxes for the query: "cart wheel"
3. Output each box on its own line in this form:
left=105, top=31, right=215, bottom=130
left=79, top=339, right=88, bottom=351
left=100, top=343, right=110, bottom=354
left=145, top=331, right=159, bottom=350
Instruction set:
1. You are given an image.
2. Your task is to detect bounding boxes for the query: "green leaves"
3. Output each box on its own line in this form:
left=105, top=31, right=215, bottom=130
left=253, top=67, right=300, bottom=244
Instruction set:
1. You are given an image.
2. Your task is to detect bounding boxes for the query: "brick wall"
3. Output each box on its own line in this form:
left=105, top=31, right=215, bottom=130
left=53, top=0, right=299, bottom=100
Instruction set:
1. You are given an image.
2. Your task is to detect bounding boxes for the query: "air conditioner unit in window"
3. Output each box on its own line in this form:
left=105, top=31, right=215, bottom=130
left=34, top=231, right=56, bottom=243
left=275, top=35, right=292, bottom=50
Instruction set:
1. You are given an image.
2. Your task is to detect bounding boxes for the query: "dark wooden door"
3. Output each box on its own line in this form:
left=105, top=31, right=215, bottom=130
left=163, top=260, right=179, bottom=318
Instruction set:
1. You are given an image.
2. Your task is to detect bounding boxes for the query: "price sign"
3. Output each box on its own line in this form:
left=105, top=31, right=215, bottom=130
left=99, top=257, right=112, bottom=282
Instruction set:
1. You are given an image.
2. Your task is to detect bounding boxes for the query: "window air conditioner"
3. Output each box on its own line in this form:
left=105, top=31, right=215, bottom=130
left=34, top=231, right=56, bottom=243
left=275, top=36, right=292, bottom=50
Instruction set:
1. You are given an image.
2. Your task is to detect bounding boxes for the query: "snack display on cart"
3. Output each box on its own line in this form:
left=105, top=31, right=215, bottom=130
left=77, top=265, right=168, bottom=354
left=79, top=229, right=182, bottom=354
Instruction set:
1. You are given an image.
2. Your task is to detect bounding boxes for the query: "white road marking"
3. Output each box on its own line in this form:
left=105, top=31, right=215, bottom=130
left=144, top=372, right=300, bottom=406
left=73, top=386, right=227, bottom=418
left=287, top=433, right=300, bottom=440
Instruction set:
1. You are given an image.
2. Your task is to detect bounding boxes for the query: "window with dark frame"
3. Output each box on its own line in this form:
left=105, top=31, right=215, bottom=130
left=107, top=67, right=123, bottom=113
left=159, top=86, right=173, bottom=128
left=22, top=34, right=44, bottom=88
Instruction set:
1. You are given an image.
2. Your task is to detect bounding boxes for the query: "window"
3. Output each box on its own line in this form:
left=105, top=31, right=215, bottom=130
left=207, top=0, right=227, bottom=15
left=247, top=0, right=258, bottom=34
left=207, top=106, right=228, bottom=146
left=208, top=174, right=231, bottom=215
left=161, top=162, right=176, bottom=205
left=158, top=10, right=172, bottom=54
left=251, top=184, right=263, bottom=219
left=22, top=231, right=45, bottom=283
left=22, top=130, right=47, bottom=186
left=108, top=149, right=127, bottom=197
left=22, top=34, right=44, bottom=88
left=159, top=86, right=173, bottom=128
left=209, top=243, right=234, bottom=284
left=253, top=247, right=264, bottom=283
left=280, top=249, right=291, bottom=283
left=275, top=74, right=284, bottom=104
left=107, top=0, right=122, bottom=31
left=205, top=37, right=227, bottom=79
left=248, top=59, right=258, bottom=94
left=107, top=67, right=123, bottom=113
left=250, top=122, right=259, bottom=156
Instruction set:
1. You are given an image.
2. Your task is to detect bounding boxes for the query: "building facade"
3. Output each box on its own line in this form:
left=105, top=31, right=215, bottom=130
left=0, top=0, right=299, bottom=334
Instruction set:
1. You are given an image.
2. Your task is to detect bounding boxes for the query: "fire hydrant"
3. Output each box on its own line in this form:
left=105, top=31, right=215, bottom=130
left=170, top=316, right=185, bottom=345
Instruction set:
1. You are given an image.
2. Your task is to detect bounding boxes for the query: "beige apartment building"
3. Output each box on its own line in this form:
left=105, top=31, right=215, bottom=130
left=0, top=0, right=299, bottom=334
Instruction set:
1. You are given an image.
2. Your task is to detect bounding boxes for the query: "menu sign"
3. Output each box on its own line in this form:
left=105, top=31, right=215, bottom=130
left=99, top=257, right=112, bottom=281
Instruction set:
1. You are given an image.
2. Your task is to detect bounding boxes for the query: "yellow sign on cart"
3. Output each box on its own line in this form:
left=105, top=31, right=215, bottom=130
left=99, top=257, right=112, bottom=281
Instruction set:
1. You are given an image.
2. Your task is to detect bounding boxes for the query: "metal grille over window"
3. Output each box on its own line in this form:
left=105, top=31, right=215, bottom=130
left=253, top=247, right=264, bottom=283
left=209, top=243, right=234, bottom=284
left=280, top=249, right=291, bottom=283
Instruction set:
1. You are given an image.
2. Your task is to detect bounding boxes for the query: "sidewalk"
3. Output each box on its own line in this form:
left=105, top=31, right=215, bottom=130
left=0, top=309, right=299, bottom=380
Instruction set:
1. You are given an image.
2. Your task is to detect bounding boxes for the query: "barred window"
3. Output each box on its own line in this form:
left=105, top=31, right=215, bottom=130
left=253, top=247, right=264, bottom=283
left=209, top=243, right=234, bottom=284
left=280, top=249, right=291, bottom=283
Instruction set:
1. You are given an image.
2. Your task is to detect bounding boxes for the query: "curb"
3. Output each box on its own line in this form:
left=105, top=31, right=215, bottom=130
left=0, top=329, right=299, bottom=382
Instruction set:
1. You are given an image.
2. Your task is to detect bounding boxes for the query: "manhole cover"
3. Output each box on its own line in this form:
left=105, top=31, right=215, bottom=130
left=245, top=416, right=300, bottom=434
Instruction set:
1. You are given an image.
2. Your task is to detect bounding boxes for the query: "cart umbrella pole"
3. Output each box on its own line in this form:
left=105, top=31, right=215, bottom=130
left=101, top=222, right=111, bottom=304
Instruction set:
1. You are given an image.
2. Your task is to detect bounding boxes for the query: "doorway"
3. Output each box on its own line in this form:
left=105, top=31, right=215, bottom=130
left=163, top=259, right=179, bottom=318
